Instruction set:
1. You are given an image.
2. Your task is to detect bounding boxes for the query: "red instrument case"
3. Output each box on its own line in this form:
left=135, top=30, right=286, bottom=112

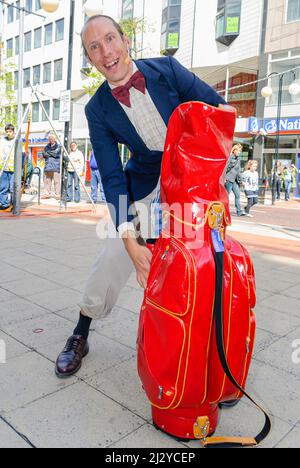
left=137, top=102, right=270, bottom=448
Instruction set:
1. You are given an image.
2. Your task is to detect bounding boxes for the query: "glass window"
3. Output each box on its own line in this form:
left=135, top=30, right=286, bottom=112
left=45, top=23, right=53, bottom=45
left=269, top=59, right=300, bottom=105
left=16, top=1, right=20, bottom=20
left=54, top=59, right=63, bottom=81
left=122, top=0, right=134, bottom=19
left=42, top=101, right=50, bottom=121
left=35, top=0, right=41, bottom=10
left=14, top=71, right=19, bottom=90
left=25, top=0, right=33, bottom=15
left=6, top=39, right=13, bottom=58
left=7, top=5, right=14, bottom=23
left=53, top=99, right=60, bottom=120
left=33, top=65, right=41, bottom=85
left=32, top=102, right=40, bottom=122
left=24, top=31, right=32, bottom=52
left=34, top=28, right=42, bottom=49
left=15, top=36, right=20, bottom=55
left=55, top=19, right=64, bottom=42
left=43, top=62, right=52, bottom=83
left=287, top=0, right=300, bottom=22
left=23, top=68, right=31, bottom=88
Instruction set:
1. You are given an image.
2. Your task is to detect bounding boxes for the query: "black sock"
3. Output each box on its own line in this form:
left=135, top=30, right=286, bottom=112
left=73, top=313, right=92, bottom=340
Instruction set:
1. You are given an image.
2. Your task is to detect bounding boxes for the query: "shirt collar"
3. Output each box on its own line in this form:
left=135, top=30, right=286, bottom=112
left=109, top=62, right=138, bottom=90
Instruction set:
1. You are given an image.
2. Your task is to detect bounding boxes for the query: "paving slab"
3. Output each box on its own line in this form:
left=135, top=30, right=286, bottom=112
left=276, top=426, right=300, bottom=448
left=0, top=297, right=49, bottom=327
left=254, top=305, right=300, bottom=336
left=0, top=419, right=31, bottom=448
left=86, top=356, right=151, bottom=421
left=247, top=360, right=300, bottom=426
left=5, top=382, right=144, bottom=448
left=0, top=352, right=77, bottom=414
left=93, top=306, right=139, bottom=350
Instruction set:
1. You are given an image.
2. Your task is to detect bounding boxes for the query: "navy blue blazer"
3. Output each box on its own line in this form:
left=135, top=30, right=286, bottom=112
left=85, top=56, right=226, bottom=229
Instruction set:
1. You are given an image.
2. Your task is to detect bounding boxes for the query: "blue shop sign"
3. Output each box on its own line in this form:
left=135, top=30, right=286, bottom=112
left=249, top=117, right=300, bottom=134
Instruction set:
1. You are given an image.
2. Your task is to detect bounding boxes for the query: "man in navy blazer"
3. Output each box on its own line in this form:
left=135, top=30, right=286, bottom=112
left=55, top=15, right=227, bottom=378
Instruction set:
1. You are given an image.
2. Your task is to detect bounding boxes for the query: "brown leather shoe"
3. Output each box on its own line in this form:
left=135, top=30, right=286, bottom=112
left=55, top=335, right=89, bottom=378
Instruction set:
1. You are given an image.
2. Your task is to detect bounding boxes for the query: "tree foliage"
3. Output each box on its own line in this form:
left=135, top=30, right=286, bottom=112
left=0, top=42, right=17, bottom=130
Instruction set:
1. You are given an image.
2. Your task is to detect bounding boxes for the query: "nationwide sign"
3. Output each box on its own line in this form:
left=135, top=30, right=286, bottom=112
left=249, top=116, right=300, bottom=134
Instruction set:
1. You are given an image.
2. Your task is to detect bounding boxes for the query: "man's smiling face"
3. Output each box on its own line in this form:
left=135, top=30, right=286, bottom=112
left=83, top=17, right=133, bottom=87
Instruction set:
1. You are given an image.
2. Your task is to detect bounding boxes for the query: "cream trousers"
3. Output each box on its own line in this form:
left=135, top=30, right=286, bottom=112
left=79, top=188, right=157, bottom=320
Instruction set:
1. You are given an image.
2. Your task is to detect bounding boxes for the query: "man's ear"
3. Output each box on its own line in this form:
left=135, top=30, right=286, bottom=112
left=123, top=34, right=131, bottom=53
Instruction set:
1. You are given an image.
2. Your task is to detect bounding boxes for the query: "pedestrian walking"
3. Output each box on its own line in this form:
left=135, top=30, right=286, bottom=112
left=290, top=162, right=299, bottom=198
left=282, top=165, right=293, bottom=201
left=225, top=143, right=245, bottom=217
left=242, top=160, right=259, bottom=217
left=42, top=134, right=62, bottom=200
left=67, top=142, right=85, bottom=203
left=55, top=14, right=228, bottom=378
left=0, top=124, right=16, bottom=212
left=272, top=160, right=283, bottom=203
left=89, top=150, right=106, bottom=203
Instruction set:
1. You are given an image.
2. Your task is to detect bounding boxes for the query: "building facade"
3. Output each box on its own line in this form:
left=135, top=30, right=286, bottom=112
left=1, top=0, right=299, bottom=196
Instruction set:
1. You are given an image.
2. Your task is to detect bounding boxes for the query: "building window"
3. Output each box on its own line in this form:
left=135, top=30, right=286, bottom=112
left=43, top=62, right=52, bottom=83
left=16, top=1, right=20, bottom=20
left=55, top=19, right=64, bottom=42
left=7, top=5, right=14, bottom=23
left=32, top=102, right=40, bottom=122
left=34, top=28, right=42, bottom=49
left=33, top=65, right=41, bottom=85
left=25, top=0, right=33, bottom=15
left=54, top=59, right=63, bottom=81
left=45, top=23, right=53, bottom=45
left=23, top=68, right=31, bottom=88
left=6, top=39, right=13, bottom=58
left=215, top=0, right=241, bottom=46
left=268, top=53, right=300, bottom=106
left=15, top=36, right=20, bottom=55
left=287, top=0, right=300, bottom=22
left=35, top=0, right=41, bottom=10
left=161, top=0, right=182, bottom=55
left=122, top=0, right=134, bottom=19
left=42, top=101, right=50, bottom=121
left=24, top=31, right=32, bottom=52
left=14, top=71, right=19, bottom=90
left=53, top=99, right=60, bottom=120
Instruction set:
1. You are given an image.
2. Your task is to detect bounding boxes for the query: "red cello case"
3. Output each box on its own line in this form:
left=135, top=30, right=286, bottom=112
left=138, top=102, right=271, bottom=448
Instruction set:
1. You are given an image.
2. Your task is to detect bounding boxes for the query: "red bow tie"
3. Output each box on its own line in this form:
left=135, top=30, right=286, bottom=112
left=111, top=71, right=146, bottom=108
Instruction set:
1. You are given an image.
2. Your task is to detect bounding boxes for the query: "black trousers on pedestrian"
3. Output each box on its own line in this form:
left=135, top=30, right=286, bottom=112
left=245, top=197, right=258, bottom=214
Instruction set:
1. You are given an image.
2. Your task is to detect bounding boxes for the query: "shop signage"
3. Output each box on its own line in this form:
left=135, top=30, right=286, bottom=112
left=249, top=116, right=300, bottom=134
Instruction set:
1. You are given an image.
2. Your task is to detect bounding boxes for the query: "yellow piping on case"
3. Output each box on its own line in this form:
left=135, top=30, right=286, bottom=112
left=234, top=243, right=253, bottom=400
left=162, top=201, right=231, bottom=231
left=146, top=239, right=192, bottom=317
left=148, top=238, right=195, bottom=411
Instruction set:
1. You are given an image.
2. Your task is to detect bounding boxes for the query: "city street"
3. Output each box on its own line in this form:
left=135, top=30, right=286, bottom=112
left=0, top=199, right=299, bottom=448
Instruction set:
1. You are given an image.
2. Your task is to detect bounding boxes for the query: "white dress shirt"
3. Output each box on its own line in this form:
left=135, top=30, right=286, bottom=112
left=110, top=62, right=166, bottom=237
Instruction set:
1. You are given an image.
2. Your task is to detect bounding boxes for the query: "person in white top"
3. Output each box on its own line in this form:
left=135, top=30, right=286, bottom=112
left=242, top=160, right=259, bottom=218
left=67, top=142, right=85, bottom=203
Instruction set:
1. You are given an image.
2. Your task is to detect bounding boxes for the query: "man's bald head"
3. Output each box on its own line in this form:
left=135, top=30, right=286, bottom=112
left=81, top=15, right=125, bottom=58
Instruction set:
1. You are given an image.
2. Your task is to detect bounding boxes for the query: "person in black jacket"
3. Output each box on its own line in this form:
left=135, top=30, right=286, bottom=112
left=225, top=143, right=245, bottom=217
left=42, top=134, right=62, bottom=200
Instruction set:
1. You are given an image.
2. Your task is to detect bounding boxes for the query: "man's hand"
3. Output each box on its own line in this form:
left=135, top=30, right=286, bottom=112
left=122, top=234, right=152, bottom=289
left=218, top=103, right=237, bottom=114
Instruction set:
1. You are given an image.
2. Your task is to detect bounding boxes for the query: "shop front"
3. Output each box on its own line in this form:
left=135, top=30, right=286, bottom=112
left=248, top=117, right=300, bottom=198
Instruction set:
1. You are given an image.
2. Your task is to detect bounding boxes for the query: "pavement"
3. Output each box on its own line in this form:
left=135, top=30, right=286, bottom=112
left=0, top=194, right=299, bottom=449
